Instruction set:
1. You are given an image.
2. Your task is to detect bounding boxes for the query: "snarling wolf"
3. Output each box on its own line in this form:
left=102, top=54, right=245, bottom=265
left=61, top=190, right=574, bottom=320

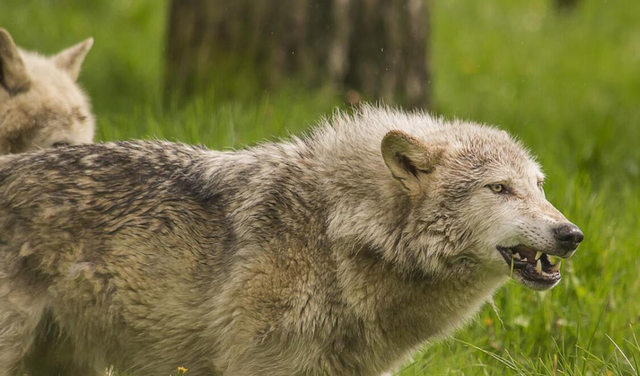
left=0, top=106, right=583, bottom=376
left=0, top=28, right=94, bottom=154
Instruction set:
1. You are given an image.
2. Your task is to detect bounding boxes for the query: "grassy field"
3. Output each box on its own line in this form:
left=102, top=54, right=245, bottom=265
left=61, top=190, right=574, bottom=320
left=2, top=0, right=640, bottom=375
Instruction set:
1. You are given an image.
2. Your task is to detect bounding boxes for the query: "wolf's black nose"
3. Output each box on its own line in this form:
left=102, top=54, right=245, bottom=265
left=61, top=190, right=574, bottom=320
left=554, top=223, right=584, bottom=251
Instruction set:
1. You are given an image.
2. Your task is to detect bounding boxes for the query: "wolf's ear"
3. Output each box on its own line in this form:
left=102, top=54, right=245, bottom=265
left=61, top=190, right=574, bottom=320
left=53, top=37, right=93, bottom=81
left=381, top=130, right=444, bottom=194
left=0, top=29, right=31, bottom=93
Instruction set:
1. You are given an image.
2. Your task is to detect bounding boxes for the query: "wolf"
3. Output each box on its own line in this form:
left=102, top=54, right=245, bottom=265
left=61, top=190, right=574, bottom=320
left=0, top=106, right=583, bottom=376
left=0, top=28, right=94, bottom=154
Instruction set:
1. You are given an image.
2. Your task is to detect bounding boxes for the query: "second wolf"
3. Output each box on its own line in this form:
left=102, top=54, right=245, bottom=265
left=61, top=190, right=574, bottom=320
left=0, top=28, right=94, bottom=154
left=0, top=106, right=583, bottom=375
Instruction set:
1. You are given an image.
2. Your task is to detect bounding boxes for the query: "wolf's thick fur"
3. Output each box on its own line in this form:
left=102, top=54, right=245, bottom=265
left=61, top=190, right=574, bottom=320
left=0, top=29, right=94, bottom=154
left=0, top=107, right=580, bottom=376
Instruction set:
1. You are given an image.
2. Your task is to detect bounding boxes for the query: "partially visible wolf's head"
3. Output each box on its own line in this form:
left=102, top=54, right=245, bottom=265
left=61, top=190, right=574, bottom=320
left=377, top=116, right=583, bottom=291
left=0, top=28, right=94, bottom=154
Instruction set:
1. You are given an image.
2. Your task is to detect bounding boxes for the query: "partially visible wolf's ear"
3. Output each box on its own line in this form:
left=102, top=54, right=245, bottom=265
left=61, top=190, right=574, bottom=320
left=0, top=29, right=31, bottom=93
left=381, top=130, right=444, bottom=194
left=53, top=37, right=93, bottom=81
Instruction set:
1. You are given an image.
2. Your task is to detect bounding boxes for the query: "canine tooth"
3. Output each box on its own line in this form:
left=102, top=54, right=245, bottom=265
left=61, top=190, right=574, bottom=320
left=513, top=253, right=521, bottom=260
left=535, top=251, right=543, bottom=260
left=551, top=260, right=562, bottom=272
left=536, top=259, right=542, bottom=274
left=522, top=258, right=528, bottom=262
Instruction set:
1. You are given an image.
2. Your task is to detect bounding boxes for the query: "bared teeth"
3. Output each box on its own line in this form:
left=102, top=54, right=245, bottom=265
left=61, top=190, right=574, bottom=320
left=551, top=260, right=562, bottom=272
left=535, top=251, right=543, bottom=260
left=513, top=253, right=521, bottom=260
left=536, top=259, right=542, bottom=274
left=522, top=257, right=528, bottom=262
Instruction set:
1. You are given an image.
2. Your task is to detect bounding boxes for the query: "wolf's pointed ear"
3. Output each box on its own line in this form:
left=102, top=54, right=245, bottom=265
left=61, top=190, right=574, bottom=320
left=53, top=37, right=93, bottom=81
left=0, top=29, right=31, bottom=93
left=381, top=130, right=444, bottom=194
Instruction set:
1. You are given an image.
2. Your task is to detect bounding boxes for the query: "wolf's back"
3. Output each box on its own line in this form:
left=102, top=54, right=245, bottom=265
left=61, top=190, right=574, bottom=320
left=0, top=141, right=253, bottom=373
left=0, top=141, right=234, bottom=274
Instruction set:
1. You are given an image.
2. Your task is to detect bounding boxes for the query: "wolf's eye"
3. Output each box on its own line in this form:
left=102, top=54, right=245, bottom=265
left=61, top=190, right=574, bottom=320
left=488, top=183, right=506, bottom=194
left=52, top=142, right=70, bottom=148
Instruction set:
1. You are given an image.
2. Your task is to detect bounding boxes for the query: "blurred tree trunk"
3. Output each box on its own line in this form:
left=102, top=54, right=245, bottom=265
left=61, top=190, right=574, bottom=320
left=165, top=0, right=431, bottom=108
left=555, top=0, right=580, bottom=11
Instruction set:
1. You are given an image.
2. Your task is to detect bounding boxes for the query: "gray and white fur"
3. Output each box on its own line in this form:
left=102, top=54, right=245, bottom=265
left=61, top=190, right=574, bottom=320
left=0, top=106, right=582, bottom=376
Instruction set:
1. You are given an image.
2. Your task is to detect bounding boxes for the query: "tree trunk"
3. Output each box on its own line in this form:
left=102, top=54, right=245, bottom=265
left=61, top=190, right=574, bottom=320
left=555, top=0, right=581, bottom=12
left=165, top=0, right=431, bottom=108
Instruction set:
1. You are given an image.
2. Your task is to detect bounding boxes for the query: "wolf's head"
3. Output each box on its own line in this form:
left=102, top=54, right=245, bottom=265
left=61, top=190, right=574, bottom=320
left=380, top=121, right=583, bottom=291
left=0, top=29, right=94, bottom=154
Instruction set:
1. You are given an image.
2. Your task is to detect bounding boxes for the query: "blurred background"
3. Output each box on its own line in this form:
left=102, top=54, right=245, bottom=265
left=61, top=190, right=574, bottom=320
left=2, top=0, right=639, bottom=374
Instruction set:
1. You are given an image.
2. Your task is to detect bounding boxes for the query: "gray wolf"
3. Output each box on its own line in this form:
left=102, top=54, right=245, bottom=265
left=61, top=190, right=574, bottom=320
left=0, top=106, right=583, bottom=376
left=0, top=28, right=94, bottom=154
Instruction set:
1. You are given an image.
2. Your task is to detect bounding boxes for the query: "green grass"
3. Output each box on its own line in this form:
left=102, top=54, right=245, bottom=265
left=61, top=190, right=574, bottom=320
left=2, top=0, right=640, bottom=374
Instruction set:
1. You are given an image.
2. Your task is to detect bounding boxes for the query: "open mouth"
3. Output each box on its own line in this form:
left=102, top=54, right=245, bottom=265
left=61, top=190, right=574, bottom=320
left=496, top=245, right=562, bottom=289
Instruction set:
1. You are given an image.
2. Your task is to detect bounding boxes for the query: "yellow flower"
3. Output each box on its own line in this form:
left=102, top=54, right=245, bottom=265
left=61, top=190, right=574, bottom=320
left=177, top=366, right=188, bottom=374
